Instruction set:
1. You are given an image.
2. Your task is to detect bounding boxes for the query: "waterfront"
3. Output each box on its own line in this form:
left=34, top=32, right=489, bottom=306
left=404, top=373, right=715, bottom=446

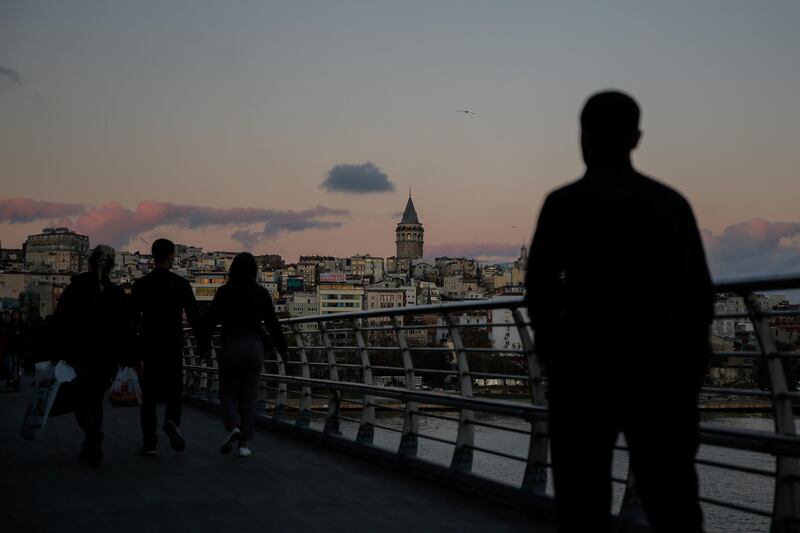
left=317, top=411, right=793, bottom=533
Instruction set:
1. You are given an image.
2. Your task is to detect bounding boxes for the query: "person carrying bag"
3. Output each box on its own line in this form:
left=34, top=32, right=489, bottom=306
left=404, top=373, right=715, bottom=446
left=21, top=360, right=77, bottom=440
left=49, top=245, right=129, bottom=466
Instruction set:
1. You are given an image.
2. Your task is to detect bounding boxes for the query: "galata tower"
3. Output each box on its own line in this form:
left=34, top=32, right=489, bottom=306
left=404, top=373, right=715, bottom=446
left=395, top=192, right=423, bottom=259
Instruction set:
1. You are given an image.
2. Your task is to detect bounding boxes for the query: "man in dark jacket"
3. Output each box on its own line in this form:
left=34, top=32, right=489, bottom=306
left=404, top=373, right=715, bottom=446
left=525, top=91, right=714, bottom=532
left=53, top=245, right=127, bottom=466
left=131, top=239, right=201, bottom=455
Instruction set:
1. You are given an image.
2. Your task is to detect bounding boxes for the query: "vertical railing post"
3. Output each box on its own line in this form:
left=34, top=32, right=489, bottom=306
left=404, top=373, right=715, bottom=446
left=182, top=330, right=196, bottom=397
left=394, top=315, right=419, bottom=457
left=320, top=322, right=341, bottom=435
left=272, top=328, right=288, bottom=422
left=744, top=293, right=800, bottom=532
left=445, top=312, right=474, bottom=473
left=512, top=307, right=549, bottom=495
left=353, top=319, right=375, bottom=445
left=205, top=332, right=220, bottom=402
left=289, top=322, right=312, bottom=428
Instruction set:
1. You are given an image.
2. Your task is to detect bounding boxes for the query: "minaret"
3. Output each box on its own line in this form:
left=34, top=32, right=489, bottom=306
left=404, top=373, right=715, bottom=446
left=396, top=190, right=424, bottom=260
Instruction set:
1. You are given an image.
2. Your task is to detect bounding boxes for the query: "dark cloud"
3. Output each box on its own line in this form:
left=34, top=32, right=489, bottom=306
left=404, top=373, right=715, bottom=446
left=0, top=66, right=22, bottom=90
left=0, top=198, right=349, bottom=249
left=225, top=206, right=348, bottom=249
left=0, top=198, right=84, bottom=223
left=231, top=218, right=345, bottom=250
left=703, top=218, right=800, bottom=280
left=426, top=242, right=523, bottom=262
left=321, top=161, right=395, bottom=194
left=228, top=230, right=263, bottom=250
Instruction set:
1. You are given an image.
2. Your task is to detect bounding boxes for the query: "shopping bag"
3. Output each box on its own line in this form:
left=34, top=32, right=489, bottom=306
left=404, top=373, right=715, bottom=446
left=49, top=379, right=78, bottom=417
left=21, top=361, right=77, bottom=440
left=109, top=366, right=143, bottom=407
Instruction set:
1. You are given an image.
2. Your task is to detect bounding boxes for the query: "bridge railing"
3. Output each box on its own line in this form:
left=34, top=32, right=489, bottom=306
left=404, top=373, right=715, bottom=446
left=182, top=276, right=800, bottom=532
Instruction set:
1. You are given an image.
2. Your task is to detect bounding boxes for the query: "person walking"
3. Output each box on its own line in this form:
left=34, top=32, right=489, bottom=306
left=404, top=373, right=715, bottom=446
left=52, top=245, right=128, bottom=466
left=525, top=91, right=713, bottom=532
left=131, top=239, right=202, bottom=455
left=203, top=252, right=288, bottom=457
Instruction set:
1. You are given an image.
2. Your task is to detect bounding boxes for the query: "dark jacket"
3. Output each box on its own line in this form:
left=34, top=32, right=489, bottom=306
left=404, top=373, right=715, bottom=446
left=52, top=272, right=129, bottom=379
left=525, top=167, right=714, bottom=387
left=205, top=282, right=288, bottom=356
left=25, top=317, right=49, bottom=364
left=7, top=319, right=27, bottom=356
left=130, top=267, right=201, bottom=364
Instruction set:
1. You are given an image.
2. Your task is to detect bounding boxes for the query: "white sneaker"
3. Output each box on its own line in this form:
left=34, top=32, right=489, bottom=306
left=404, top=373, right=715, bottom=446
left=220, top=428, right=241, bottom=455
left=237, top=447, right=252, bottom=457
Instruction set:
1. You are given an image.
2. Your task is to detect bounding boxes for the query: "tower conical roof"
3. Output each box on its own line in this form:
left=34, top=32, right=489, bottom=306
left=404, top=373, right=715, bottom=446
left=400, top=196, right=420, bottom=225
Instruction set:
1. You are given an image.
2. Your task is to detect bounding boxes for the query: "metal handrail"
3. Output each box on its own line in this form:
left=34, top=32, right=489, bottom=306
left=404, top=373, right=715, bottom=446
left=182, top=274, right=800, bottom=531
left=281, top=295, right=523, bottom=324
left=187, top=367, right=800, bottom=457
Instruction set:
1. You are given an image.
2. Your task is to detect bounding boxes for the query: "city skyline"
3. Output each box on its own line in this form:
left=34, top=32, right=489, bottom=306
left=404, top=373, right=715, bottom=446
left=2, top=2, right=800, bottom=279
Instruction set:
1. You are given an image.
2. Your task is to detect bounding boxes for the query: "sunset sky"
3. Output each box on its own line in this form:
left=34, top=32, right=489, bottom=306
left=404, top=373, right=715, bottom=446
left=2, top=1, right=799, bottom=280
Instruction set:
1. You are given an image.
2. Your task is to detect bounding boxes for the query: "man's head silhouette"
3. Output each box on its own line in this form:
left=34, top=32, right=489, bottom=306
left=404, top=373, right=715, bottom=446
left=152, top=238, right=176, bottom=269
left=580, top=90, right=641, bottom=169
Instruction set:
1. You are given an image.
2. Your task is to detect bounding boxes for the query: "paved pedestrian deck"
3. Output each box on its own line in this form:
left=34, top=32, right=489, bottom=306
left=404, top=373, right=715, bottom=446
left=1, top=382, right=552, bottom=533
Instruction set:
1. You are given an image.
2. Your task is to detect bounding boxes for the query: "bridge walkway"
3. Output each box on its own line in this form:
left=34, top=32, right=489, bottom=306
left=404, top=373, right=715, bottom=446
left=0, top=384, right=553, bottom=533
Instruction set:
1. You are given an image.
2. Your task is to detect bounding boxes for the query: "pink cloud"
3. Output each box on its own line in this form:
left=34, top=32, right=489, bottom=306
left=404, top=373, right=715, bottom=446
left=70, top=201, right=349, bottom=249
left=701, top=218, right=800, bottom=279
left=0, top=197, right=84, bottom=223
left=0, top=197, right=349, bottom=250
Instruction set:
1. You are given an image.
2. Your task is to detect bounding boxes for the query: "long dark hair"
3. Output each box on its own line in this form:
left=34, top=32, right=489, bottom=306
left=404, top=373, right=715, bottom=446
left=228, top=252, right=258, bottom=285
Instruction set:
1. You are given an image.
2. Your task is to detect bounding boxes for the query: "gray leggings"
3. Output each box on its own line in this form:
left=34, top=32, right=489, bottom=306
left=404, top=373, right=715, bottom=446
left=219, top=335, right=264, bottom=441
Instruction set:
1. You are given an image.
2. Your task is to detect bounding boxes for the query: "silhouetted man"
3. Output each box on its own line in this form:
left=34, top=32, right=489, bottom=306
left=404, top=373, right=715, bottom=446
left=53, top=245, right=128, bottom=466
left=525, top=91, right=713, bottom=532
left=131, top=239, right=201, bottom=455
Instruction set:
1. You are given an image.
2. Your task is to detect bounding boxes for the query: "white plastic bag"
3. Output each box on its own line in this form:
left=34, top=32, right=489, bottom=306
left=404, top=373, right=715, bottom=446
left=21, top=361, right=77, bottom=440
left=109, top=366, right=143, bottom=407
left=54, top=360, right=77, bottom=383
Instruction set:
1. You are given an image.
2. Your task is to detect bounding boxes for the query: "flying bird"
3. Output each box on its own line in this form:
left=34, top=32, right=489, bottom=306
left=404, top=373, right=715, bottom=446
left=457, top=109, right=476, bottom=115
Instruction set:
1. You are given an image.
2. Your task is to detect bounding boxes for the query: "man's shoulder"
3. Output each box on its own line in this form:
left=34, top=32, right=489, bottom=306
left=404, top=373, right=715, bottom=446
left=69, top=272, right=94, bottom=285
left=133, top=270, right=157, bottom=287
left=549, top=172, right=691, bottom=207
left=165, top=270, right=190, bottom=286
left=66, top=272, right=97, bottom=292
left=137, top=269, right=189, bottom=286
left=214, top=283, right=229, bottom=294
left=636, top=172, right=692, bottom=210
left=542, top=177, right=584, bottom=205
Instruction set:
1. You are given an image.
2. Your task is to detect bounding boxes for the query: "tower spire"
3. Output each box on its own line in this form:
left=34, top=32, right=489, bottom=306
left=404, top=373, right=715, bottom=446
left=409, top=185, right=412, bottom=198
left=400, top=195, right=420, bottom=225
